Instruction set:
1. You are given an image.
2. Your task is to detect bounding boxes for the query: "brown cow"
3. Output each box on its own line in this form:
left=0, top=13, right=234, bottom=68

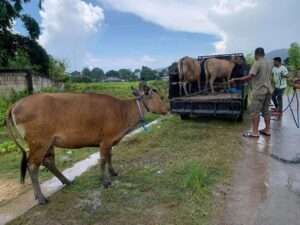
left=204, top=56, right=244, bottom=94
left=177, top=56, right=201, bottom=96
left=6, top=86, right=168, bottom=204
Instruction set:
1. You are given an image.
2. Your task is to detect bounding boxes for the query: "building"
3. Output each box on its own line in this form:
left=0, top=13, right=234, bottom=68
left=105, top=77, right=125, bottom=82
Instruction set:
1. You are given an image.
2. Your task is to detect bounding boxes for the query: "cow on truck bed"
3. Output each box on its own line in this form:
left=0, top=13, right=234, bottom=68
left=169, top=53, right=249, bottom=121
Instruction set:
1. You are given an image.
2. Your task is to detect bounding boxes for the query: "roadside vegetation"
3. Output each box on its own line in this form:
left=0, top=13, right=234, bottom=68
left=9, top=116, right=248, bottom=225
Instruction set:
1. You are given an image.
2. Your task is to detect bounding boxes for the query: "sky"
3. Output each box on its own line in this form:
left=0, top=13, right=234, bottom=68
left=15, top=0, right=300, bottom=72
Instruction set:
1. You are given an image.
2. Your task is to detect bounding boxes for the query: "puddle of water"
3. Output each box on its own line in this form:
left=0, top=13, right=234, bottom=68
left=222, top=96, right=300, bottom=225
left=0, top=119, right=160, bottom=225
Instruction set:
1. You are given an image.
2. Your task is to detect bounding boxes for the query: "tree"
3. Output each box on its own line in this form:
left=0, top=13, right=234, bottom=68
left=106, top=70, right=119, bottom=78
left=245, top=53, right=255, bottom=69
left=48, top=56, right=68, bottom=81
left=140, top=66, right=157, bottom=81
left=70, top=71, right=81, bottom=76
left=118, top=69, right=138, bottom=81
left=0, top=49, right=40, bottom=70
left=90, top=67, right=105, bottom=82
left=288, top=42, right=300, bottom=77
left=82, top=67, right=91, bottom=77
left=0, top=0, right=50, bottom=75
left=157, top=68, right=167, bottom=80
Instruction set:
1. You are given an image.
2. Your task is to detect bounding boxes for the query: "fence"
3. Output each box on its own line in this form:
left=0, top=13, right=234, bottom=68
left=0, top=69, right=64, bottom=97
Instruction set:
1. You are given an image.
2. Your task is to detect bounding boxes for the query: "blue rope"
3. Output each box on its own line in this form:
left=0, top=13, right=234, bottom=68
left=287, top=89, right=299, bottom=128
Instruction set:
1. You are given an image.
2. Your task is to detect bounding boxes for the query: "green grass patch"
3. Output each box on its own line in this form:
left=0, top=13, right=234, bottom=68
left=9, top=116, right=248, bottom=225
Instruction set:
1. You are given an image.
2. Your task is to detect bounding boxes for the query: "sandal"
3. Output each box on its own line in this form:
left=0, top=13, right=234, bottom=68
left=259, top=129, right=271, bottom=136
left=242, top=132, right=259, bottom=138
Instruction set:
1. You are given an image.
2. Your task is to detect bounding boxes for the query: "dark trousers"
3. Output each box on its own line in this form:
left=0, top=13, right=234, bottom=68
left=272, top=88, right=285, bottom=111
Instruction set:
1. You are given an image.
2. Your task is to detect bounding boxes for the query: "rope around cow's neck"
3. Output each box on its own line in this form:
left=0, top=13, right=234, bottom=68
left=136, top=98, right=148, bottom=132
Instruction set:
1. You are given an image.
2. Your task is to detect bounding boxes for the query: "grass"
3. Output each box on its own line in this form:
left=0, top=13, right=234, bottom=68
left=9, top=115, right=248, bottom=225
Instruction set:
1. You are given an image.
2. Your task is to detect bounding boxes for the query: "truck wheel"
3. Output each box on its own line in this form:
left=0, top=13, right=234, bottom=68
left=180, top=114, right=190, bottom=120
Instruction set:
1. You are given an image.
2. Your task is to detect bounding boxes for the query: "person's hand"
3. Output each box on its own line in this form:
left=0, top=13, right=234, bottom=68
left=229, top=78, right=236, bottom=83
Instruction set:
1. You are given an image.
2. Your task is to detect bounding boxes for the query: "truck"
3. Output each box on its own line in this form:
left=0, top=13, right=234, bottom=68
left=169, top=53, right=249, bottom=121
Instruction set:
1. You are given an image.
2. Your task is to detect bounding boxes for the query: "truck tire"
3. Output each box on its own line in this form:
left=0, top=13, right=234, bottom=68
left=180, top=114, right=190, bottom=120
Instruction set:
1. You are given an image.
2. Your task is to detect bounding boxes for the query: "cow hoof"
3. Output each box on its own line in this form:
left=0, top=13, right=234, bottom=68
left=103, top=181, right=112, bottom=188
left=38, top=197, right=49, bottom=205
left=64, top=180, right=73, bottom=186
left=109, top=171, right=118, bottom=177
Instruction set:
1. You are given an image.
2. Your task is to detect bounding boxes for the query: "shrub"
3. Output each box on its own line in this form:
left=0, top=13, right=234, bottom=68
left=0, top=96, right=10, bottom=126
left=0, top=141, right=19, bottom=154
left=0, top=90, right=29, bottom=126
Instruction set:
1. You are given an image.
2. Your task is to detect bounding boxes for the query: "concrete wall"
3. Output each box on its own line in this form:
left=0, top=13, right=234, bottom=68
left=0, top=70, right=64, bottom=97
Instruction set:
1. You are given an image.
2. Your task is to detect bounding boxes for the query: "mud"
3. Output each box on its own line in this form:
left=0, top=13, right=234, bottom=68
left=216, top=96, right=300, bottom=225
left=0, top=119, right=160, bottom=225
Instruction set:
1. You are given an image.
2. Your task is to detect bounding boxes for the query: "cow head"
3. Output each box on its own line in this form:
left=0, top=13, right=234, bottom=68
left=131, top=86, right=169, bottom=115
left=231, top=56, right=244, bottom=65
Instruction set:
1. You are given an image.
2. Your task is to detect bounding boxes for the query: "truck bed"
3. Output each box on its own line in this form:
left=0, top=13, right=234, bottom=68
left=171, top=92, right=242, bottom=102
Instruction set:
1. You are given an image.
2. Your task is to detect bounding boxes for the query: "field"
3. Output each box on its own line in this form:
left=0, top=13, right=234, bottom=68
left=1, top=81, right=249, bottom=224
left=0, top=81, right=165, bottom=205
left=8, top=115, right=248, bottom=225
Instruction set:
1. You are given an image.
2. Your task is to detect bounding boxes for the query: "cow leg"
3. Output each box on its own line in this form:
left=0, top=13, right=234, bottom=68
left=227, top=76, right=231, bottom=89
left=205, top=77, right=209, bottom=92
left=27, top=147, right=48, bottom=204
left=189, top=83, right=192, bottom=93
left=100, top=142, right=112, bottom=188
left=107, top=150, right=117, bottom=177
left=178, top=82, right=182, bottom=96
left=197, top=79, right=201, bottom=92
left=183, top=82, right=189, bottom=96
left=209, top=78, right=216, bottom=94
left=43, top=146, right=72, bottom=186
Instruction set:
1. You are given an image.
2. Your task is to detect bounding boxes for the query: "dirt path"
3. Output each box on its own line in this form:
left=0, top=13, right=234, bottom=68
left=215, top=99, right=300, bottom=225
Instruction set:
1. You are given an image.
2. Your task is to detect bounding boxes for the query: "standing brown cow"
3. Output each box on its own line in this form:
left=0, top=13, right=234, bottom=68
left=177, top=56, right=201, bottom=96
left=6, top=86, right=168, bottom=204
left=204, top=56, right=244, bottom=94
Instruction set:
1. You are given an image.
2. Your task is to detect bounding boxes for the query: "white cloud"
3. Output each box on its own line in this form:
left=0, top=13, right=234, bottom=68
left=85, top=53, right=169, bottom=71
left=101, top=0, right=300, bottom=54
left=141, top=55, right=156, bottom=63
left=39, top=0, right=104, bottom=70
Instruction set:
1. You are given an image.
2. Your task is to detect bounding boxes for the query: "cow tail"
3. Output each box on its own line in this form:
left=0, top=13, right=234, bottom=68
left=6, top=104, right=27, bottom=184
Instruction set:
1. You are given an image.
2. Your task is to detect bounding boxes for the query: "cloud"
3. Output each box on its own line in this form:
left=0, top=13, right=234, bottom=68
left=39, top=0, right=104, bottom=69
left=101, top=0, right=300, bottom=54
left=85, top=53, right=167, bottom=71
left=141, top=55, right=156, bottom=63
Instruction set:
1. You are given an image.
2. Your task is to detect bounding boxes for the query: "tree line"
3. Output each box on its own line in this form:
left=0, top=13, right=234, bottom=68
left=69, top=66, right=168, bottom=83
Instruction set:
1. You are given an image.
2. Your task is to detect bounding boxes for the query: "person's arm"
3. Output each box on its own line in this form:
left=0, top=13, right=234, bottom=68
left=230, top=74, right=254, bottom=83
left=229, top=61, right=258, bottom=83
left=281, top=67, right=289, bottom=78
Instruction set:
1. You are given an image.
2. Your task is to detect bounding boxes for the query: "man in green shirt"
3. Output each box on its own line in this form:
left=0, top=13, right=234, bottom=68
left=272, top=57, right=289, bottom=114
left=230, top=48, right=273, bottom=137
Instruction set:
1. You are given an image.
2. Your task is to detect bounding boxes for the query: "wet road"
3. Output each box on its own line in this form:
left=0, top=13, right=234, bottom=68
left=221, top=96, right=300, bottom=225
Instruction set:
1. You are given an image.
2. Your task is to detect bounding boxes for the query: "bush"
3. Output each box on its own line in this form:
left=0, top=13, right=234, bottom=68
left=0, top=96, right=10, bottom=126
left=0, top=141, right=19, bottom=154
left=0, top=90, right=29, bottom=126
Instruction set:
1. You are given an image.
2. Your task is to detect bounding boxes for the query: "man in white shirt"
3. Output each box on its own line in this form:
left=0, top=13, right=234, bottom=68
left=272, top=57, right=289, bottom=113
